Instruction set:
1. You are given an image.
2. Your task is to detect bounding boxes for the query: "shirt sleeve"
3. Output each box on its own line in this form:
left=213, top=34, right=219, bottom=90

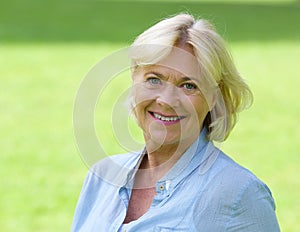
left=226, top=179, right=280, bottom=232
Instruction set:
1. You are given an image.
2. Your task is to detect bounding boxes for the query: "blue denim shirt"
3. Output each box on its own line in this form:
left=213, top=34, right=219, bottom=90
left=71, top=130, right=280, bottom=231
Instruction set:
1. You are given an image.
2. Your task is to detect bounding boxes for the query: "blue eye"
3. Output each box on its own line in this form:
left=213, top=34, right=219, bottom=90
left=147, top=77, right=161, bottom=85
left=182, top=83, right=197, bottom=90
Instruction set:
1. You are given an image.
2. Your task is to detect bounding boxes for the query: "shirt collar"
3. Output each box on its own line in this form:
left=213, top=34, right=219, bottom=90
left=156, top=128, right=212, bottom=193
left=160, top=128, right=208, bottom=181
left=125, top=128, right=213, bottom=190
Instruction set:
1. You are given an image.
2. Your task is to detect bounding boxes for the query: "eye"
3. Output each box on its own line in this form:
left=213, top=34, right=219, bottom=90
left=182, top=82, right=197, bottom=90
left=180, top=82, right=201, bottom=95
left=146, top=77, right=162, bottom=86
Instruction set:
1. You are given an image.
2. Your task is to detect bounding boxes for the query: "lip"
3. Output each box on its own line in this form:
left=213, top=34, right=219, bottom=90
left=148, top=111, right=186, bottom=125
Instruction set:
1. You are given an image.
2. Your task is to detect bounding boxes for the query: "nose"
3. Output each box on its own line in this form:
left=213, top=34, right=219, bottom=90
left=156, top=83, right=180, bottom=108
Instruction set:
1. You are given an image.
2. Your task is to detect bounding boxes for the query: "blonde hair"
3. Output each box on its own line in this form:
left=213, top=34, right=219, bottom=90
left=129, top=14, right=253, bottom=142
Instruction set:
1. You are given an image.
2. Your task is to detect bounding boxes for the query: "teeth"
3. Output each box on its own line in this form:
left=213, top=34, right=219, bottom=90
left=153, top=113, right=183, bottom=122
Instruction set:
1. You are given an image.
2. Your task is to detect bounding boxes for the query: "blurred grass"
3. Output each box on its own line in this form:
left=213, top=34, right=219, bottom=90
left=0, top=0, right=299, bottom=43
left=0, top=0, right=299, bottom=231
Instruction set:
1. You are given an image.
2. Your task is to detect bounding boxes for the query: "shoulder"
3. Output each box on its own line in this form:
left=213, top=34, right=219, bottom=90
left=71, top=152, right=141, bottom=231
left=192, top=148, right=279, bottom=231
left=196, top=146, right=276, bottom=212
left=83, top=151, right=141, bottom=187
left=208, top=148, right=267, bottom=189
left=92, top=151, right=141, bottom=171
left=214, top=153, right=280, bottom=230
left=212, top=149, right=278, bottom=226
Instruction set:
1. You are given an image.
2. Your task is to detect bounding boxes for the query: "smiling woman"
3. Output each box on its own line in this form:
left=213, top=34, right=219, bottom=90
left=71, top=14, right=280, bottom=231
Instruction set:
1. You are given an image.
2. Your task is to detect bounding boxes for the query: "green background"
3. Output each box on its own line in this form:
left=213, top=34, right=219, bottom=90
left=1, top=0, right=299, bottom=231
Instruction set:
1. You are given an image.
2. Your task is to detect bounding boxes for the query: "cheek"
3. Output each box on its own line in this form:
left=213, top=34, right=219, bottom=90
left=132, top=102, right=147, bottom=128
left=132, top=82, right=158, bottom=107
left=190, top=97, right=210, bottom=122
left=131, top=90, right=153, bottom=122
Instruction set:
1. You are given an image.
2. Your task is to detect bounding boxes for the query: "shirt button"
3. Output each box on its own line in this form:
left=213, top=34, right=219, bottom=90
left=159, top=185, right=164, bottom=191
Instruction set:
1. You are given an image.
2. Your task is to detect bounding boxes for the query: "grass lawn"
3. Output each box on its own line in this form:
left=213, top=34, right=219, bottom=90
left=0, top=0, right=299, bottom=231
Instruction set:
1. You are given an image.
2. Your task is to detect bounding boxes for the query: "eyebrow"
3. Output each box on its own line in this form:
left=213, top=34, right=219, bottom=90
left=144, top=71, right=166, bottom=80
left=145, top=71, right=198, bottom=83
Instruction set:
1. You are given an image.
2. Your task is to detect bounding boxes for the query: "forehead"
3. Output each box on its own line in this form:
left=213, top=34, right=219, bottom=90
left=134, top=46, right=201, bottom=80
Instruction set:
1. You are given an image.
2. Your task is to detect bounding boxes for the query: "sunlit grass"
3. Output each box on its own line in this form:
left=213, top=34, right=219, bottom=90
left=0, top=43, right=125, bottom=231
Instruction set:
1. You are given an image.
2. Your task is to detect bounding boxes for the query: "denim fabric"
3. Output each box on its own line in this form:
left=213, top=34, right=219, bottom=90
left=71, top=130, right=280, bottom=231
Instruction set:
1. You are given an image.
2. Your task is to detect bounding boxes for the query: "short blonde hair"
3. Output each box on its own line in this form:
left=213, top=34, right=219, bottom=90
left=129, top=14, right=253, bottom=142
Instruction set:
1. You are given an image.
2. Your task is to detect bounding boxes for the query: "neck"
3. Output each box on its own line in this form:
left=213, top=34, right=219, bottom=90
left=144, top=133, right=199, bottom=167
left=134, top=135, right=198, bottom=189
left=143, top=143, right=184, bottom=168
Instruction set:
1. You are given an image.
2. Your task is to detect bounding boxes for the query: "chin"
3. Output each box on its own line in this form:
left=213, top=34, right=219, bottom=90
left=153, top=131, right=192, bottom=146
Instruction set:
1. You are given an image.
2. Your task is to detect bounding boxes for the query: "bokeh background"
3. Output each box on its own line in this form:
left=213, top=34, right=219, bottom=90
left=1, top=0, right=299, bottom=231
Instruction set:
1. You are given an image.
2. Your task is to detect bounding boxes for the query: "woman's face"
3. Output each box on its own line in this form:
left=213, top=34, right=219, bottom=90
left=131, top=45, right=214, bottom=149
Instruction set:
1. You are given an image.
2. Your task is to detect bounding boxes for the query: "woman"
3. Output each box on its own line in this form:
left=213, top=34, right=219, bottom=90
left=72, top=14, right=280, bottom=231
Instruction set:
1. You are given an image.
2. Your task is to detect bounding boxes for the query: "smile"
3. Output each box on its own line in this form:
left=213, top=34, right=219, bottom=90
left=150, top=112, right=185, bottom=122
